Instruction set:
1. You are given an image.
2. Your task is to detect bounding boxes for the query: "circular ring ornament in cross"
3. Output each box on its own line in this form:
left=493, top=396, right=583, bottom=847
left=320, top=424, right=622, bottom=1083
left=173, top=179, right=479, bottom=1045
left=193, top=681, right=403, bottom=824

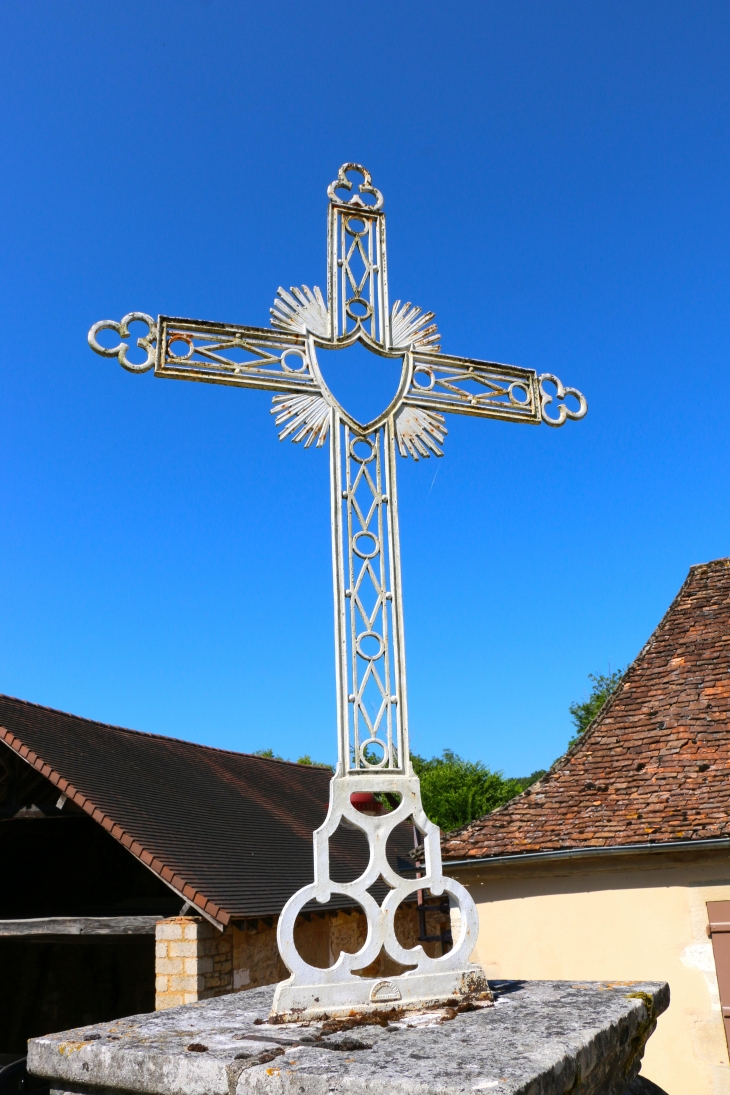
left=88, top=163, right=587, bottom=1019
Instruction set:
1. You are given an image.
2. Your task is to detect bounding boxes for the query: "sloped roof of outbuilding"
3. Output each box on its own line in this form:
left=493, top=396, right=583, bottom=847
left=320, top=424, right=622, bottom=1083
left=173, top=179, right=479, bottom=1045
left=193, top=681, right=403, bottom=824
left=0, top=694, right=404, bottom=926
left=443, top=557, right=730, bottom=863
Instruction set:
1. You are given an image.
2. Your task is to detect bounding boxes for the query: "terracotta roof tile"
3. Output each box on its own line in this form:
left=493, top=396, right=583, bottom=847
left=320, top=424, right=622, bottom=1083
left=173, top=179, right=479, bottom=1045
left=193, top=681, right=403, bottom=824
left=443, top=557, right=730, bottom=862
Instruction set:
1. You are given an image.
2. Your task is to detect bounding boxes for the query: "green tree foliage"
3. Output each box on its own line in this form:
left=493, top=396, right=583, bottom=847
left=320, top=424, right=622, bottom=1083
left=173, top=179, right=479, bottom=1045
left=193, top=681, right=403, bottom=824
left=410, top=750, right=529, bottom=832
left=296, top=754, right=335, bottom=771
left=253, top=748, right=333, bottom=770
left=253, top=748, right=282, bottom=760
left=568, top=669, right=624, bottom=747
left=513, top=769, right=547, bottom=787
left=251, top=747, right=541, bottom=831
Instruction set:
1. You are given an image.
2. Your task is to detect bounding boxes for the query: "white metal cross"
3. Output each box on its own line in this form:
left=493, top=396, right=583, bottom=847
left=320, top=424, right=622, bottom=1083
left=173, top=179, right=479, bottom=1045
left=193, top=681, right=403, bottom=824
left=89, top=163, right=586, bottom=1018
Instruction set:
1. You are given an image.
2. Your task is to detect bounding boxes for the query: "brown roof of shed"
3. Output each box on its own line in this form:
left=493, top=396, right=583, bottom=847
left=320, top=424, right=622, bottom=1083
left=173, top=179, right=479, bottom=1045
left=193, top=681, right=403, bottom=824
left=443, top=557, right=730, bottom=863
left=0, top=695, right=391, bottom=926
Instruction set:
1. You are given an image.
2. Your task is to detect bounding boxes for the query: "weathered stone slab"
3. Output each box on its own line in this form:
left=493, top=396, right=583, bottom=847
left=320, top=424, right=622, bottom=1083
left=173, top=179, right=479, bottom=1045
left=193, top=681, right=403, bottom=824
left=28, top=980, right=669, bottom=1095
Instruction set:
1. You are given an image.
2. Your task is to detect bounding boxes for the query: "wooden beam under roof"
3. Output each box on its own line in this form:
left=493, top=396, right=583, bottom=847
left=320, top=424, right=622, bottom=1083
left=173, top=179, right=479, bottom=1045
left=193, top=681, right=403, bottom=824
left=0, top=916, right=160, bottom=936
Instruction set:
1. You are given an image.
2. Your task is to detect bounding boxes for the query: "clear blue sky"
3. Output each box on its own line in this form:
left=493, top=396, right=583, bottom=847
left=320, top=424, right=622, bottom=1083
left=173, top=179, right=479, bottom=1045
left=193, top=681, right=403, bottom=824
left=1, top=1, right=728, bottom=776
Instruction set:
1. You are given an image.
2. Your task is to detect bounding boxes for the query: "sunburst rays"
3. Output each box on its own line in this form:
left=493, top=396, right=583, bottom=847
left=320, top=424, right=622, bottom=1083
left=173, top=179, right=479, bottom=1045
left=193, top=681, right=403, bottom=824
left=271, top=393, right=331, bottom=447
left=390, top=301, right=441, bottom=352
left=270, top=285, right=331, bottom=339
left=394, top=406, right=447, bottom=459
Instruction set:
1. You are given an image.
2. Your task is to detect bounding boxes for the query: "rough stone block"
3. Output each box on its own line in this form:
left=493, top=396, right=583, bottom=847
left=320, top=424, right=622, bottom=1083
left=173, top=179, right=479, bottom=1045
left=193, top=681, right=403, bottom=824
left=154, top=976, right=168, bottom=993
left=154, top=992, right=183, bottom=1010
left=169, top=941, right=198, bottom=958
left=27, top=980, right=670, bottom=1095
left=155, top=958, right=182, bottom=975
left=155, top=922, right=183, bottom=941
left=154, top=943, right=168, bottom=959
left=168, top=975, right=200, bottom=993
left=233, top=968, right=250, bottom=989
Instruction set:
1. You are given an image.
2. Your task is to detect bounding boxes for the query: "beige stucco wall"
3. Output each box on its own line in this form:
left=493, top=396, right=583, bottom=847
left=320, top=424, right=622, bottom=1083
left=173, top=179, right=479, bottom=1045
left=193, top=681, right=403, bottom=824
left=451, top=848, right=730, bottom=1095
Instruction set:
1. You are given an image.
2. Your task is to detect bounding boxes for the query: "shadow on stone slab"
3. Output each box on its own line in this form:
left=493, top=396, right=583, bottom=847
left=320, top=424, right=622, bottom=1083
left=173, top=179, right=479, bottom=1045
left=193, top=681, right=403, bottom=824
left=487, top=979, right=527, bottom=999
left=623, top=1077, right=670, bottom=1095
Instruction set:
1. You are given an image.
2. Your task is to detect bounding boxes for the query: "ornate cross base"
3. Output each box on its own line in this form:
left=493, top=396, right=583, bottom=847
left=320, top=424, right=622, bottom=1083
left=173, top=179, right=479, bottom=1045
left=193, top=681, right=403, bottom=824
left=271, top=774, right=490, bottom=1019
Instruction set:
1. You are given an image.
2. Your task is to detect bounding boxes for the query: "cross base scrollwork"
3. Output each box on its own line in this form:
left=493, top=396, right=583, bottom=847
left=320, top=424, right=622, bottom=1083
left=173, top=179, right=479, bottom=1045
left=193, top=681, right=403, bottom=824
left=271, top=774, right=490, bottom=1019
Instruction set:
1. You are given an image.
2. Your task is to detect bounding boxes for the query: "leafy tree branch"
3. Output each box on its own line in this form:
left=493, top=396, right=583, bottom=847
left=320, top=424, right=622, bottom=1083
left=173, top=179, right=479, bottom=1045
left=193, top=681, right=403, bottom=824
left=568, top=668, right=624, bottom=747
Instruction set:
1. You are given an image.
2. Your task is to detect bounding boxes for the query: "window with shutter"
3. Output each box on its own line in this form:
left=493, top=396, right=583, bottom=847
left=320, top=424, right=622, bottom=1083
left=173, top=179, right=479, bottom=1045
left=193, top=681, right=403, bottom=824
left=707, top=900, right=730, bottom=1056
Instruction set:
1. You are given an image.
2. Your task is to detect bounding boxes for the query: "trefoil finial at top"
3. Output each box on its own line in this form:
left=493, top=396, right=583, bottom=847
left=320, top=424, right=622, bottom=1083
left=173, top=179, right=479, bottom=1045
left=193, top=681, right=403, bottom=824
left=327, top=163, right=384, bottom=211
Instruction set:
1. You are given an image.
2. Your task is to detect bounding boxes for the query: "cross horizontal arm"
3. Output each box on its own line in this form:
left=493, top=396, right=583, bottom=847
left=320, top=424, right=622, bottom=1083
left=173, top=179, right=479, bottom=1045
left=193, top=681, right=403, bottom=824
left=157, top=318, right=320, bottom=395
left=88, top=313, right=320, bottom=397
left=402, top=350, right=587, bottom=427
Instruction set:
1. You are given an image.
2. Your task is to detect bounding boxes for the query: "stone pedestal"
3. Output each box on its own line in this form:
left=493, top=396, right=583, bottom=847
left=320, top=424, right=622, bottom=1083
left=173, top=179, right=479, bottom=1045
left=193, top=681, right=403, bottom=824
left=28, top=979, right=668, bottom=1095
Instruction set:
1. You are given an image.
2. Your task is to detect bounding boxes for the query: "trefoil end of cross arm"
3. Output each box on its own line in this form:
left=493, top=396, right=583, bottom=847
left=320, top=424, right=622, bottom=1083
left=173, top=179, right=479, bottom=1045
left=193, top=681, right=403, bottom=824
left=88, top=312, right=157, bottom=373
left=538, top=372, right=588, bottom=427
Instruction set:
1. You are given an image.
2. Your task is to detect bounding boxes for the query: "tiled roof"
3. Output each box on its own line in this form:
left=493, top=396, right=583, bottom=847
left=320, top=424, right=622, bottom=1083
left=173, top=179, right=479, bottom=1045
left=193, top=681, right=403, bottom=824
left=0, top=695, right=407, bottom=925
left=443, top=557, right=730, bottom=863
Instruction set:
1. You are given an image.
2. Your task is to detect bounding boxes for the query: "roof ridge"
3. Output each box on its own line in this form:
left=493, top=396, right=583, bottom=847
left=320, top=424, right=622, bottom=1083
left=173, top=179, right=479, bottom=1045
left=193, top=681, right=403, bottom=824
left=541, top=558, right=702, bottom=771
left=689, top=556, right=730, bottom=572
left=0, top=693, right=325, bottom=770
left=442, top=557, right=730, bottom=858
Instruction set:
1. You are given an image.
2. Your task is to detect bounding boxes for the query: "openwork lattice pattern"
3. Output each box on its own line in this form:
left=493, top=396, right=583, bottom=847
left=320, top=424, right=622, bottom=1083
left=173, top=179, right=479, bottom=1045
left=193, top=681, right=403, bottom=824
left=405, top=352, right=540, bottom=422
left=158, top=320, right=317, bottom=394
left=87, top=162, right=588, bottom=1017
left=342, top=426, right=400, bottom=771
left=331, top=207, right=386, bottom=343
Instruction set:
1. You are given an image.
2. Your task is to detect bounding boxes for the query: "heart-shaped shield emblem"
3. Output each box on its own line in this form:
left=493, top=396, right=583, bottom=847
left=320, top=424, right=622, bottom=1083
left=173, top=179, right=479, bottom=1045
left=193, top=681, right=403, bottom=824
left=308, top=333, right=412, bottom=433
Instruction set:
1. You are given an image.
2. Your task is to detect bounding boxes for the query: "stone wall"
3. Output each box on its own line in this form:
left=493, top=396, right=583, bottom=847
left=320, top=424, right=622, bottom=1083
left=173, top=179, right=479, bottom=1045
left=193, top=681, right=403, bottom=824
left=230, top=919, right=287, bottom=991
left=155, top=917, right=233, bottom=1009
left=155, top=900, right=450, bottom=1011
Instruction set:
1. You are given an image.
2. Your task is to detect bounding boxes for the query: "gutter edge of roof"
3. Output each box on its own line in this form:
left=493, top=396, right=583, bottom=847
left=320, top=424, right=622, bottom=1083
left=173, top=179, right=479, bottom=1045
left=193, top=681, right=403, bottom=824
left=443, top=836, right=730, bottom=870
left=0, top=725, right=230, bottom=930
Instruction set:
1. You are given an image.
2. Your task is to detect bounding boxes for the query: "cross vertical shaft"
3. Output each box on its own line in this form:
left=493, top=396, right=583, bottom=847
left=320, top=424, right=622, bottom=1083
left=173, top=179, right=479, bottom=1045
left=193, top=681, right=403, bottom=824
left=332, top=419, right=410, bottom=776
